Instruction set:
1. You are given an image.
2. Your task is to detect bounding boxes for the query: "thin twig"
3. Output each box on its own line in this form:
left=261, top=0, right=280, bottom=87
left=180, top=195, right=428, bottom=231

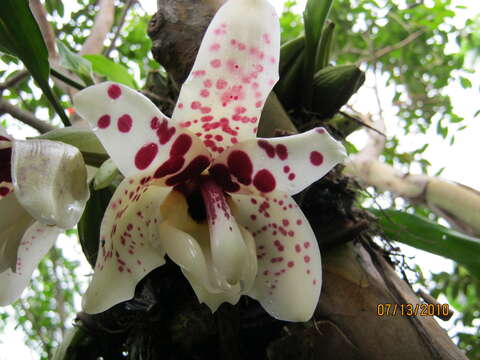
left=358, top=29, right=426, bottom=64
left=0, top=70, right=30, bottom=92
left=105, top=0, right=136, bottom=57
left=29, top=0, right=58, bottom=61
left=140, top=90, right=176, bottom=106
left=339, top=110, right=386, bottom=137
left=373, top=64, right=385, bottom=120
left=0, top=99, right=56, bottom=133
left=416, top=289, right=454, bottom=321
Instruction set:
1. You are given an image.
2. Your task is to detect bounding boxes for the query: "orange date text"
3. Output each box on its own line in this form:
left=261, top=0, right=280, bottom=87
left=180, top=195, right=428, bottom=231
left=376, top=303, right=450, bottom=317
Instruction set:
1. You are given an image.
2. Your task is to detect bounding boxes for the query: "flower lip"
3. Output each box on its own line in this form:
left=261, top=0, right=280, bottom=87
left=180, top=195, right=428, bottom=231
left=174, top=179, right=208, bottom=223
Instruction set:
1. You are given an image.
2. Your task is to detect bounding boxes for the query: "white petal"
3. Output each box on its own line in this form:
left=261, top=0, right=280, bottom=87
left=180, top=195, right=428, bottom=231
left=0, top=222, right=61, bottom=306
left=210, top=127, right=347, bottom=195
left=82, top=176, right=171, bottom=314
left=171, top=0, right=280, bottom=154
left=159, top=190, right=257, bottom=311
left=159, top=190, right=240, bottom=293
left=0, top=192, right=34, bottom=272
left=200, top=177, right=250, bottom=283
left=177, top=226, right=257, bottom=312
left=0, top=126, right=10, bottom=140
left=230, top=191, right=322, bottom=322
left=73, top=82, right=212, bottom=183
left=182, top=270, right=240, bottom=312
left=11, top=139, right=90, bottom=229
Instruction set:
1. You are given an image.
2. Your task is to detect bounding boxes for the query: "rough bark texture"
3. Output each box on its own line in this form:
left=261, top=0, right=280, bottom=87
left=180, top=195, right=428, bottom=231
left=67, top=1, right=467, bottom=359
left=148, top=0, right=222, bottom=87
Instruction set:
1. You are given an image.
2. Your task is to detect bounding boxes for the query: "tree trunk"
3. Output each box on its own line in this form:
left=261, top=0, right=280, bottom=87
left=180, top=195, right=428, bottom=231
left=66, top=1, right=467, bottom=359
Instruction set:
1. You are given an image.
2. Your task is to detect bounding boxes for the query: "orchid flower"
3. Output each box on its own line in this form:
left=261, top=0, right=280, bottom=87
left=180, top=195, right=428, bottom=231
left=0, top=127, right=89, bottom=305
left=73, top=0, right=347, bottom=321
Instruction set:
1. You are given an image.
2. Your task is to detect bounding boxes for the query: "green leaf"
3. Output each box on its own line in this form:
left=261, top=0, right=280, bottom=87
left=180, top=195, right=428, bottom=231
left=78, top=184, right=115, bottom=268
left=459, top=76, right=472, bottom=89
left=57, top=40, right=94, bottom=86
left=274, top=51, right=305, bottom=110
left=370, top=209, right=480, bottom=278
left=83, top=54, right=137, bottom=88
left=94, top=159, right=120, bottom=190
left=315, top=21, right=335, bottom=71
left=0, top=0, right=69, bottom=126
left=302, top=0, right=334, bottom=107
left=311, top=64, right=365, bottom=117
left=35, top=127, right=106, bottom=154
left=279, top=35, right=305, bottom=76
left=35, top=127, right=108, bottom=166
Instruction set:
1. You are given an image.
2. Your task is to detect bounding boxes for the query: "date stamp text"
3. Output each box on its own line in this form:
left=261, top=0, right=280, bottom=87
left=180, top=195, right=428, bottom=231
left=377, top=303, right=450, bottom=317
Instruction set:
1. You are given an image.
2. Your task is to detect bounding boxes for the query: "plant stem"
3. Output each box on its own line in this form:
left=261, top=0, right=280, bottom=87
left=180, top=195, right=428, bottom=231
left=51, top=69, right=85, bottom=90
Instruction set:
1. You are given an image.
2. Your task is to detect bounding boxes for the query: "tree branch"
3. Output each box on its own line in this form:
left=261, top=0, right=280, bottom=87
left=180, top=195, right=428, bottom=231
left=104, top=0, right=136, bottom=57
left=0, top=99, right=56, bottom=133
left=339, top=110, right=386, bottom=137
left=80, top=0, right=115, bottom=55
left=29, top=0, right=58, bottom=61
left=345, top=151, right=480, bottom=236
left=140, top=89, right=176, bottom=106
left=0, top=70, right=30, bottom=92
left=358, top=29, right=425, bottom=64
left=345, top=108, right=480, bottom=235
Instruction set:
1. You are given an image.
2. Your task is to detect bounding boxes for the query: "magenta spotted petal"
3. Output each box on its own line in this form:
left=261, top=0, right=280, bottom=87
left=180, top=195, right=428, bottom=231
left=73, top=0, right=347, bottom=322
left=229, top=192, right=321, bottom=321
left=73, top=82, right=212, bottom=185
left=82, top=174, right=171, bottom=313
left=170, top=0, right=280, bottom=155
left=210, top=128, right=347, bottom=195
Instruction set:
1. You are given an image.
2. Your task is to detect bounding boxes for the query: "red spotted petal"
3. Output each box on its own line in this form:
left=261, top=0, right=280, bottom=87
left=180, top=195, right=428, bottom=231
left=211, top=127, right=347, bottom=195
left=171, top=0, right=280, bottom=155
left=73, top=82, right=212, bottom=185
left=229, top=191, right=322, bottom=321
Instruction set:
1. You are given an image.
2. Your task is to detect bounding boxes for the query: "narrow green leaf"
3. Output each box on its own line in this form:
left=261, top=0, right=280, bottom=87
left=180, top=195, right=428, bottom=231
left=274, top=52, right=305, bottom=110
left=315, top=21, right=335, bottom=71
left=0, top=0, right=69, bottom=126
left=57, top=40, right=95, bottom=86
left=279, top=35, right=305, bottom=76
left=78, top=184, right=115, bottom=267
left=371, top=209, right=480, bottom=278
left=302, top=0, right=334, bottom=108
left=83, top=54, right=137, bottom=88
